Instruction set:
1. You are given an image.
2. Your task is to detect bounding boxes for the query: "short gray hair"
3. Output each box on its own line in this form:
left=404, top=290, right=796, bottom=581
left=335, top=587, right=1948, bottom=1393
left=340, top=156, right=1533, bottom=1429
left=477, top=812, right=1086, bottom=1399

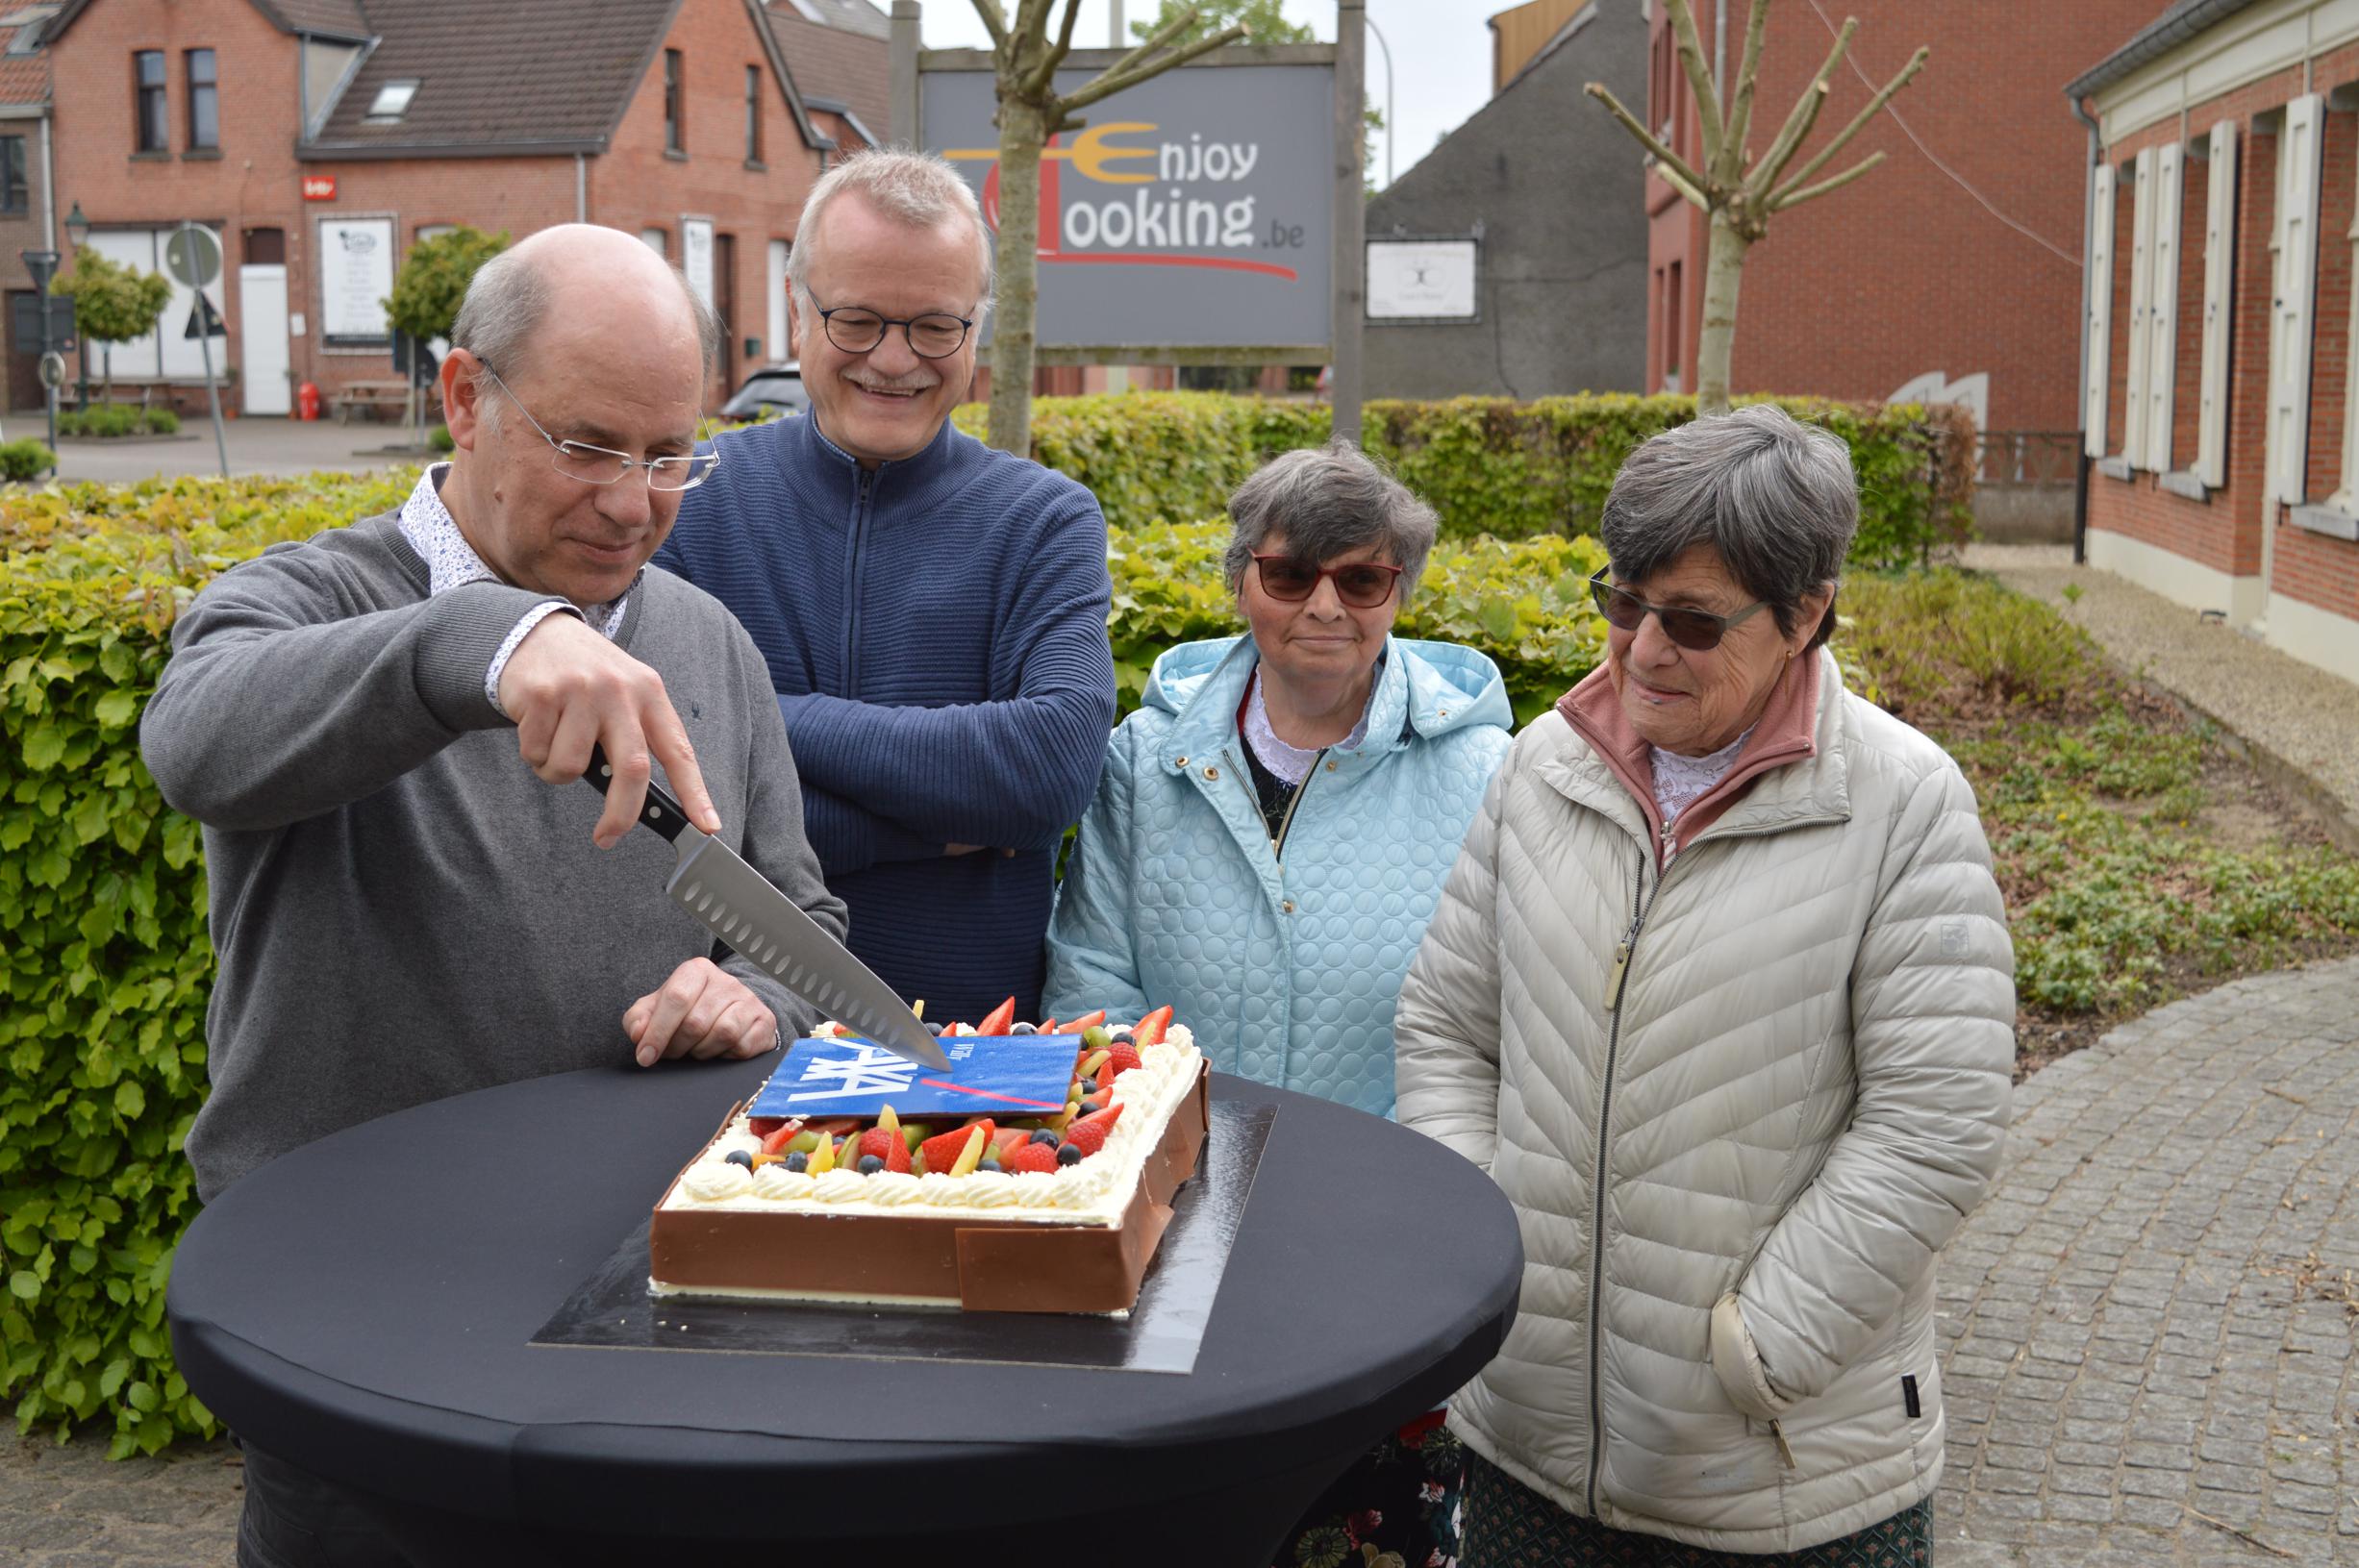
left=786, top=148, right=994, bottom=317
left=1222, top=442, right=1440, bottom=604
left=450, top=240, right=720, bottom=411
left=1599, top=404, right=1857, bottom=650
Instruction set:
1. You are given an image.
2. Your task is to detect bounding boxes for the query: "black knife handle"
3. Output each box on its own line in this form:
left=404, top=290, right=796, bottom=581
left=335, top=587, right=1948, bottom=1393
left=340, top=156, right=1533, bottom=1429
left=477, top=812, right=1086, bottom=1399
left=585, top=743, right=692, bottom=843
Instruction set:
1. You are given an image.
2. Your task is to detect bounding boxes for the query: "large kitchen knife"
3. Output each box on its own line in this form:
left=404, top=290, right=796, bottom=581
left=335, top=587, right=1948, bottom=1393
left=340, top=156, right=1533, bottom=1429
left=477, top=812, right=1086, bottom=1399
left=587, top=750, right=949, bottom=1070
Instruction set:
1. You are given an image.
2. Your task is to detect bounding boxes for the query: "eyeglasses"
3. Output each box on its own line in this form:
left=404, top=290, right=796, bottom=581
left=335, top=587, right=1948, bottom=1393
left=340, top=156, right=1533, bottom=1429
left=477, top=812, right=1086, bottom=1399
left=475, top=361, right=719, bottom=492
left=813, top=302, right=974, bottom=360
left=1251, top=554, right=1404, bottom=610
left=1588, top=567, right=1770, bottom=651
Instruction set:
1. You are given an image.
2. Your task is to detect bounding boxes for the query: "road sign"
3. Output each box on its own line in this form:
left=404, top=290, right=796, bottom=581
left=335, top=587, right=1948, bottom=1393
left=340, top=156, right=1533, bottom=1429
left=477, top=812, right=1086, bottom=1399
left=185, top=291, right=226, bottom=339
left=165, top=225, right=223, bottom=290
left=11, top=293, right=76, bottom=353
left=37, top=352, right=63, bottom=390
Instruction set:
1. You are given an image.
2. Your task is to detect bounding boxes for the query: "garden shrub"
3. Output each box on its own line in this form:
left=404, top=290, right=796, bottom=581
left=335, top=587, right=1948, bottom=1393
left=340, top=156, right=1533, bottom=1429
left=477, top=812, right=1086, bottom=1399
left=58, top=406, right=181, bottom=439
left=144, top=409, right=180, bottom=436
left=0, top=441, right=54, bottom=483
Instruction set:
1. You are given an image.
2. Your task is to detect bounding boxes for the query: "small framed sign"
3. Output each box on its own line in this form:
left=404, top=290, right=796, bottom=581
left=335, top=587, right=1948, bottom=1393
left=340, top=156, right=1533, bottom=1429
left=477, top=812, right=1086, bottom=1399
left=1366, top=237, right=1481, bottom=323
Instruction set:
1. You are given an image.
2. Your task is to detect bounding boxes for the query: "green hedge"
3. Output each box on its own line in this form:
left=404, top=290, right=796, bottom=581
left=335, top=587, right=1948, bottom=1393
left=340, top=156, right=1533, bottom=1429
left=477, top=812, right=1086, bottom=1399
left=958, top=391, right=1975, bottom=569
left=0, top=457, right=1604, bottom=1451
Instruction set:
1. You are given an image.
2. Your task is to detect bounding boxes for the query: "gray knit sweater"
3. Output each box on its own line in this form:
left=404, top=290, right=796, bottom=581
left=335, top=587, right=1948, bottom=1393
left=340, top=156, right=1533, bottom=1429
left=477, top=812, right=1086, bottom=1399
left=141, top=510, right=846, bottom=1201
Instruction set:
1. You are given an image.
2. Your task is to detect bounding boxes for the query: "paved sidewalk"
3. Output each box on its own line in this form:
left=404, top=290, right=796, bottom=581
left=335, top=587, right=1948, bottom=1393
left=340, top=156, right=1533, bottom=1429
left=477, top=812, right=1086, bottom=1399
left=1933, top=954, right=2359, bottom=1565
left=1964, top=543, right=2359, bottom=850
left=2, top=1429, right=237, bottom=1564
left=18, top=414, right=423, bottom=485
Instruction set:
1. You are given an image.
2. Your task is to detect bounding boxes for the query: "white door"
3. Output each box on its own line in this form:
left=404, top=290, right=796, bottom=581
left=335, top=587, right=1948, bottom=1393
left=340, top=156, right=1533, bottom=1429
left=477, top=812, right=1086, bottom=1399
left=238, top=264, right=291, bottom=415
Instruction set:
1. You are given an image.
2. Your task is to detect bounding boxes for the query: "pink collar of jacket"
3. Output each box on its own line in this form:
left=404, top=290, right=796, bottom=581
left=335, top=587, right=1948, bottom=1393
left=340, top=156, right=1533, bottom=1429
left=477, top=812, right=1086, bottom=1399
left=1554, top=647, right=1823, bottom=863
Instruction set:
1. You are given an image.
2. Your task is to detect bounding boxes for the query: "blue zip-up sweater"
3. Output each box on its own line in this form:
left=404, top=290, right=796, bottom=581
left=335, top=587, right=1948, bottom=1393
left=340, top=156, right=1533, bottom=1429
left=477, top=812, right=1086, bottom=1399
left=657, top=411, right=1116, bottom=1024
left=1043, top=633, right=1513, bottom=1114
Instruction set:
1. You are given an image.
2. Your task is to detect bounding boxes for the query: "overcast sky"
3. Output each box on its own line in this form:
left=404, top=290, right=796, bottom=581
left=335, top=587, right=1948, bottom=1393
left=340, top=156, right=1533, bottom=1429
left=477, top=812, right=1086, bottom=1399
left=912, top=1, right=1494, bottom=190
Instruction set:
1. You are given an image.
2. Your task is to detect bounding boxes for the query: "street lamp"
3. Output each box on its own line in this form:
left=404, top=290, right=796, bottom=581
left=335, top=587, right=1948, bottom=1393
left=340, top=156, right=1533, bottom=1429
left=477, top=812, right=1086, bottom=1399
left=62, top=202, right=89, bottom=408
left=1364, top=14, right=1394, bottom=190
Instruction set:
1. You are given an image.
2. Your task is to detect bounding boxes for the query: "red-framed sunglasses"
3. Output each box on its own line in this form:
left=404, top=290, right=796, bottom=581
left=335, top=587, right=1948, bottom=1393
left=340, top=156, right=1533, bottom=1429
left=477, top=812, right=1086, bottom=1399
left=1251, top=554, right=1404, bottom=609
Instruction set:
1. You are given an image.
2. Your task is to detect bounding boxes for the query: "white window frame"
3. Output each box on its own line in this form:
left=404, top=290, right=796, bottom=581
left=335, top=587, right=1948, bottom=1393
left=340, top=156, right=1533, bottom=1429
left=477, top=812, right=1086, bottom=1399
left=2145, top=141, right=2183, bottom=472
left=2268, top=93, right=2323, bottom=507
left=2196, top=119, right=2239, bottom=488
left=2124, top=148, right=2156, bottom=469
left=2086, top=161, right=2116, bottom=459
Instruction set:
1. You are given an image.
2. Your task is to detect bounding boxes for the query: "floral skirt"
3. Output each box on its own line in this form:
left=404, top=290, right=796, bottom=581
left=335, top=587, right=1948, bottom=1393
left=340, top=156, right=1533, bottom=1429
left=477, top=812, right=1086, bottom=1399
left=1460, top=1453, right=1932, bottom=1568
left=1275, top=1409, right=1466, bottom=1568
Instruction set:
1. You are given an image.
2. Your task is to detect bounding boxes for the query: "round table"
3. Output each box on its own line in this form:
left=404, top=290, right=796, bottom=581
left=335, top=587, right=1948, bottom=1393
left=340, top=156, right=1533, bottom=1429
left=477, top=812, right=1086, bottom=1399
left=169, top=1058, right=1522, bottom=1567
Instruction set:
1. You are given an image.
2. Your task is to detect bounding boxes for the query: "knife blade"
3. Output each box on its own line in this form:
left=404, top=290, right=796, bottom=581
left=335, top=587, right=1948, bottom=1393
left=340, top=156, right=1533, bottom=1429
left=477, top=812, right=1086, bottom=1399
left=587, top=749, right=950, bottom=1070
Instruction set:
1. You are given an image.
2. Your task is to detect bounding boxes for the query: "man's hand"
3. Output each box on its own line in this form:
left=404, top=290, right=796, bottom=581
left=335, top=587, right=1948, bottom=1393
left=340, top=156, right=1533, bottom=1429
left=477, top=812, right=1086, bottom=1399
left=624, top=958, right=779, bottom=1066
left=497, top=612, right=720, bottom=848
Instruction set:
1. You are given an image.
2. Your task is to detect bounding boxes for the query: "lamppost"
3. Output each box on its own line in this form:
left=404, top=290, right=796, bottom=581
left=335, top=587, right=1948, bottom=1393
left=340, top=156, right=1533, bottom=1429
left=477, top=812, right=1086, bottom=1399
left=63, top=201, right=90, bottom=410
left=1365, top=12, right=1394, bottom=189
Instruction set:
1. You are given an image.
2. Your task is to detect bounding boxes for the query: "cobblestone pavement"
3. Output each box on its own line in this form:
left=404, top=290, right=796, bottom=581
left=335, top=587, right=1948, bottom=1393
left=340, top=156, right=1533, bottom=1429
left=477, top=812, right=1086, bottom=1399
left=1933, top=954, right=2359, bottom=1566
left=9, top=960, right=2358, bottom=1565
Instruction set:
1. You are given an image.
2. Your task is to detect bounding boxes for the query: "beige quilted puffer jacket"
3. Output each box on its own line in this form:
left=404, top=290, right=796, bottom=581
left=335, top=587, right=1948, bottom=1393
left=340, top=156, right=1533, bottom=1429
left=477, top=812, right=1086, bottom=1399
left=1396, top=654, right=2014, bottom=1554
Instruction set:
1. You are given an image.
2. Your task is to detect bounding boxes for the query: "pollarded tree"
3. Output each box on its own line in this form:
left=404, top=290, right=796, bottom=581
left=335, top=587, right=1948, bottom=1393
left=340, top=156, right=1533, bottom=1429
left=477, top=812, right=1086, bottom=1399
left=1588, top=1, right=1926, bottom=415
left=385, top=226, right=510, bottom=438
left=50, top=250, right=172, bottom=402
left=970, top=1, right=1246, bottom=456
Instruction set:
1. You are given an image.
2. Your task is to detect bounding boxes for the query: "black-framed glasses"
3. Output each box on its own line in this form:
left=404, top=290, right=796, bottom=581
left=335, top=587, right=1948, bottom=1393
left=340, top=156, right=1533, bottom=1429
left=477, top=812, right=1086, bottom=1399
left=1251, top=553, right=1404, bottom=609
left=1588, top=566, right=1769, bottom=651
left=476, top=361, right=718, bottom=492
left=813, top=301, right=974, bottom=360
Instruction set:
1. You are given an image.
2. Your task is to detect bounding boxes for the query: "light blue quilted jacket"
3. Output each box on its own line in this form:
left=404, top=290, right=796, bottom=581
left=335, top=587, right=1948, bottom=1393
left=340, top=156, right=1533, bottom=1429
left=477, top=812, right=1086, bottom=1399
left=1044, top=634, right=1514, bottom=1114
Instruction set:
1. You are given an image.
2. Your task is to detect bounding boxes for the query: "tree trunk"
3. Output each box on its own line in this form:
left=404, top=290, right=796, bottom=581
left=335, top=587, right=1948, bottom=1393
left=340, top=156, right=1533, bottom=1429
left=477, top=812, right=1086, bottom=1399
left=1694, top=213, right=1751, bottom=418
left=986, top=97, right=1048, bottom=458
left=102, top=344, right=113, bottom=402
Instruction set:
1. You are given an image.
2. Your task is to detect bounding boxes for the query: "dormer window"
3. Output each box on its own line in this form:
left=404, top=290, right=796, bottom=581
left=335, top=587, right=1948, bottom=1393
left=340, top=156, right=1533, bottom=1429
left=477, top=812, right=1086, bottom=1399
left=364, top=80, right=419, bottom=123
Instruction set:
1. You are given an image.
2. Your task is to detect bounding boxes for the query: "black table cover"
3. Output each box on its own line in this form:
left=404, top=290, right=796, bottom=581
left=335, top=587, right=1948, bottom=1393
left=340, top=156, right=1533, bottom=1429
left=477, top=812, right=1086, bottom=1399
left=169, top=1058, right=1521, bottom=1566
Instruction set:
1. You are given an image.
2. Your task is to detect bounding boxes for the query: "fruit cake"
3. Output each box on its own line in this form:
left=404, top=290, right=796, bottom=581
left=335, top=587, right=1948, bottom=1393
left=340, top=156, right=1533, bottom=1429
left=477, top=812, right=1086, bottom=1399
left=647, top=1008, right=1208, bottom=1314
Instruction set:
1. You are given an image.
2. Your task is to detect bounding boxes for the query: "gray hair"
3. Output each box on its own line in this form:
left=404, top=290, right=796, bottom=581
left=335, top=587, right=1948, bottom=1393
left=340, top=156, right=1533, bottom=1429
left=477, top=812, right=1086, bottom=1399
left=1222, top=442, right=1440, bottom=604
left=786, top=148, right=994, bottom=318
left=1599, top=404, right=1857, bottom=650
left=450, top=240, right=721, bottom=414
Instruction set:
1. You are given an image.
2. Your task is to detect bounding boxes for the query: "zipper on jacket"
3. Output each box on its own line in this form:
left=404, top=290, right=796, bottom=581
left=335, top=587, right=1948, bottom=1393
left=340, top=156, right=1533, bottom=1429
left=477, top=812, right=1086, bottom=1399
left=1770, top=1418, right=1797, bottom=1469
left=1586, top=843, right=1667, bottom=1514
left=1269, top=748, right=1326, bottom=859
left=841, top=467, right=876, bottom=696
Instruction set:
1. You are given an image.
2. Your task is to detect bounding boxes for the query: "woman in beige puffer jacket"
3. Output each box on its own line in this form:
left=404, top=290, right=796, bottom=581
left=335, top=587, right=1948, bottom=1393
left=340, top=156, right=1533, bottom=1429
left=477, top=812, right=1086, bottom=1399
left=1396, top=406, right=2015, bottom=1564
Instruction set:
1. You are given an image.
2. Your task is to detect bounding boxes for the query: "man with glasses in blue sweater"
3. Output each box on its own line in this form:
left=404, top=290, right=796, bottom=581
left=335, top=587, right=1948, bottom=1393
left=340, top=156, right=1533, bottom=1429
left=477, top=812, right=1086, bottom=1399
left=660, top=149, right=1117, bottom=1028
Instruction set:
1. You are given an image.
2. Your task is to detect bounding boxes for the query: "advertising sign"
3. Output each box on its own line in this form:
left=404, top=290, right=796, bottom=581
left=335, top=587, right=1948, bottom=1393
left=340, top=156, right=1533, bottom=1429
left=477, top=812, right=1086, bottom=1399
left=925, top=63, right=1333, bottom=348
left=302, top=174, right=338, bottom=202
left=317, top=216, right=393, bottom=342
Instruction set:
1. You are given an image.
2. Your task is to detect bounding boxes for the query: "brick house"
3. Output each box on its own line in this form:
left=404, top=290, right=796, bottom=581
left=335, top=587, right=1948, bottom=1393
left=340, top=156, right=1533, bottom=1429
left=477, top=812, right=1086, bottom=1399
left=45, top=0, right=887, bottom=416
left=0, top=4, right=58, bottom=418
left=2070, top=0, right=2359, bottom=685
left=1643, top=0, right=2153, bottom=448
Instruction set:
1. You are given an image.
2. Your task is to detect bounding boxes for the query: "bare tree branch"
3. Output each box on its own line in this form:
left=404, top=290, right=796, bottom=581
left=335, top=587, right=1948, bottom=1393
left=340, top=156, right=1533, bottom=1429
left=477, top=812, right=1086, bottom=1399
left=1587, top=82, right=1714, bottom=206
left=1770, top=45, right=1927, bottom=202
left=1059, top=21, right=1242, bottom=114
left=1023, top=0, right=1089, bottom=93
left=1665, top=0, right=1726, bottom=167
left=967, top=0, right=1010, bottom=54
left=1748, top=14, right=1854, bottom=193
left=1770, top=150, right=1885, bottom=210
left=1720, top=0, right=1771, bottom=179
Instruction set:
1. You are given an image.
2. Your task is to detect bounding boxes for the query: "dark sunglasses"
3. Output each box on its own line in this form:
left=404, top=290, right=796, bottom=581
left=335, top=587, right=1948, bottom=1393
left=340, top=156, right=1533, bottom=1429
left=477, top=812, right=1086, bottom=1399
left=1252, top=553, right=1404, bottom=610
left=1588, top=567, right=1770, bottom=652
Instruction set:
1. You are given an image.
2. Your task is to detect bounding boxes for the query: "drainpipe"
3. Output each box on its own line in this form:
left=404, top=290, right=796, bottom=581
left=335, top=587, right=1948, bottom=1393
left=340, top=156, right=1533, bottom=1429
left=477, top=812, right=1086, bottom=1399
left=2070, top=92, right=2101, bottom=565
left=38, top=110, right=53, bottom=250
left=575, top=154, right=587, bottom=223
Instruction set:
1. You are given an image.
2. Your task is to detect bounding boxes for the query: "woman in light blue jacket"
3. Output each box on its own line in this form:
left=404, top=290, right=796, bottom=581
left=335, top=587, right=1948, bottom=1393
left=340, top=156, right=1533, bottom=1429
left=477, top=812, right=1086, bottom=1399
left=1045, top=441, right=1513, bottom=1567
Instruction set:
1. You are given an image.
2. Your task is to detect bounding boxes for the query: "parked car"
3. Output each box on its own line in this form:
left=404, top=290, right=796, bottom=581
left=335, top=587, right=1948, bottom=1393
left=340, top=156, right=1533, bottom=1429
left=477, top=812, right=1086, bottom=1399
left=720, top=363, right=808, bottom=422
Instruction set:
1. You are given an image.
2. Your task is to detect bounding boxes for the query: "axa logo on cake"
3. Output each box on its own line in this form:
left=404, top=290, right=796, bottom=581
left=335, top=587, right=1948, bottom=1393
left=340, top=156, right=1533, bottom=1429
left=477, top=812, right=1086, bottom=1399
left=785, top=1044, right=920, bottom=1103
left=950, top=122, right=1303, bottom=281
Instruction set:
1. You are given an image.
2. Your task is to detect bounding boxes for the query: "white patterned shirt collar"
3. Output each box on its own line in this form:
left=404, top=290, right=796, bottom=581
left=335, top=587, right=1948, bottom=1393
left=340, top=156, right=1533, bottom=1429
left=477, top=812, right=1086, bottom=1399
left=396, top=463, right=633, bottom=637
left=1242, top=663, right=1375, bottom=787
left=1652, top=726, right=1753, bottom=826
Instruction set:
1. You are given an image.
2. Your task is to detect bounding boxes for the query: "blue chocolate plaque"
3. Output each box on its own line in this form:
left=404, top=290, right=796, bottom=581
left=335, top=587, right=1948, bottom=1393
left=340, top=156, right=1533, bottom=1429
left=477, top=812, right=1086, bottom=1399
left=748, top=1034, right=1082, bottom=1120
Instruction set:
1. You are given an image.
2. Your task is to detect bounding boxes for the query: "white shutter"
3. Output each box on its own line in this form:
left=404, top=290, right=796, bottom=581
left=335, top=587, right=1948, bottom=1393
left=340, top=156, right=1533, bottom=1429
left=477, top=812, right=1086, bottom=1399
left=2146, top=142, right=2183, bottom=470
left=2087, top=161, right=2116, bottom=458
left=2197, top=119, right=2239, bottom=488
left=2124, top=149, right=2156, bottom=469
left=2269, top=94, right=2323, bottom=506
